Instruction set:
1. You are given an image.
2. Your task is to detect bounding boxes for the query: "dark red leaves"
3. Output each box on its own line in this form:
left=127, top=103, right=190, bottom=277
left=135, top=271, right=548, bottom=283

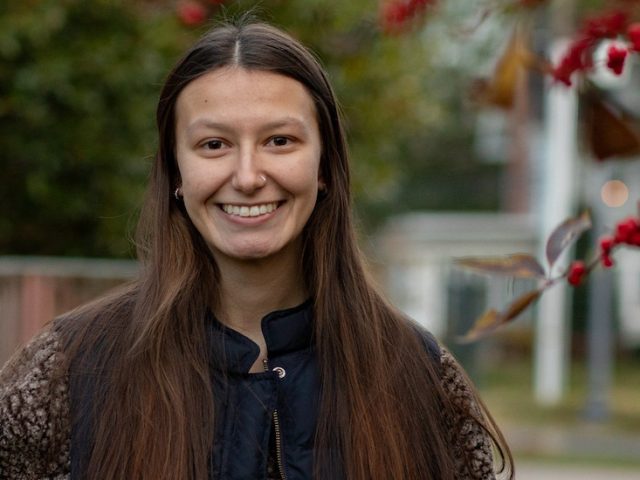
left=545, top=211, right=592, bottom=270
left=455, top=254, right=546, bottom=279
left=458, top=289, right=543, bottom=343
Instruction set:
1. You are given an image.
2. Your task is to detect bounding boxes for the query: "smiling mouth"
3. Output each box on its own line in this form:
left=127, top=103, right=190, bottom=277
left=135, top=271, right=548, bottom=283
left=220, top=202, right=282, bottom=218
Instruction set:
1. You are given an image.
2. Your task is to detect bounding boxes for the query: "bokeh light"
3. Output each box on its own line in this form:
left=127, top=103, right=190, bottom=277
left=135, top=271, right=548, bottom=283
left=601, top=179, right=629, bottom=207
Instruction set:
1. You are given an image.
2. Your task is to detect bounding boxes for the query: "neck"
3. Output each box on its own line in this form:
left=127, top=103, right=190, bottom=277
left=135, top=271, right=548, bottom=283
left=213, top=247, right=307, bottom=338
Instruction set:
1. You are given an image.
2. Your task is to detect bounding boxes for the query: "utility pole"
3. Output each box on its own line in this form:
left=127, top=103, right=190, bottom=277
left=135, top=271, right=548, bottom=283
left=534, top=0, right=578, bottom=405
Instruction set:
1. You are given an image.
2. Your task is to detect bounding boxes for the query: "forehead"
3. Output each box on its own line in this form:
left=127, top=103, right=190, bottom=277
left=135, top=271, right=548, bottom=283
left=175, top=67, right=318, bottom=131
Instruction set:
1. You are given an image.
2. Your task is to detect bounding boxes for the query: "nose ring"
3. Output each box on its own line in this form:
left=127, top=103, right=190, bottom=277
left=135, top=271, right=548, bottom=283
left=258, top=174, right=267, bottom=186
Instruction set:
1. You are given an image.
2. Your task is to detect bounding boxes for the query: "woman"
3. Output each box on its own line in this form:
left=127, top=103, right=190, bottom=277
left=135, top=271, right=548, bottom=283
left=0, top=20, right=513, bottom=479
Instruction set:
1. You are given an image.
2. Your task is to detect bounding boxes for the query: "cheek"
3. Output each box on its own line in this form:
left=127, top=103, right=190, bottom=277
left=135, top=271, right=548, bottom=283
left=279, top=158, right=322, bottom=194
left=179, top=161, right=224, bottom=201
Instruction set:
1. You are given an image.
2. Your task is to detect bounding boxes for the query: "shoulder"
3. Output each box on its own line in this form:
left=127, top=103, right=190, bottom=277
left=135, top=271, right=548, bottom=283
left=409, top=322, right=442, bottom=365
left=407, top=322, right=497, bottom=479
left=439, top=347, right=496, bottom=479
left=0, top=328, right=71, bottom=478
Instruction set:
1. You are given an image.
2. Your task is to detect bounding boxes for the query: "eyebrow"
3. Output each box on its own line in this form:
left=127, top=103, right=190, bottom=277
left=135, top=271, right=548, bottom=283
left=185, top=117, right=310, bottom=136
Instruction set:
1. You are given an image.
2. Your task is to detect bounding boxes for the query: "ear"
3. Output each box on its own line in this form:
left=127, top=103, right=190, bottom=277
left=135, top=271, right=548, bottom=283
left=318, top=172, right=326, bottom=192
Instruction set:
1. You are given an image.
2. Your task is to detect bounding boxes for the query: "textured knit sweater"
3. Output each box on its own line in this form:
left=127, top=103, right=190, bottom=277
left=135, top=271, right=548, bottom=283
left=0, top=328, right=496, bottom=479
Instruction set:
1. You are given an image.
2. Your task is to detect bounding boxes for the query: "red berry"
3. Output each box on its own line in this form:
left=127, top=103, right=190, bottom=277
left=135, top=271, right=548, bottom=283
left=567, top=261, right=586, bottom=286
left=177, top=1, right=207, bottom=26
left=628, top=23, right=640, bottom=52
left=602, top=254, right=614, bottom=268
left=606, top=44, right=628, bottom=75
left=599, top=235, right=616, bottom=253
left=615, top=217, right=640, bottom=244
left=630, top=231, right=640, bottom=247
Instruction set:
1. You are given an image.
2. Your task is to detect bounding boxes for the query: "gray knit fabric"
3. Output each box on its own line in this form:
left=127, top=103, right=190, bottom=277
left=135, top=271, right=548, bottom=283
left=0, top=329, right=70, bottom=479
left=0, top=330, right=496, bottom=479
left=440, top=348, right=496, bottom=479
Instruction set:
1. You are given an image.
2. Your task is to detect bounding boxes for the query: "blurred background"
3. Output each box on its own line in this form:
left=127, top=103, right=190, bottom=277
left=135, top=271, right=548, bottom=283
left=1, top=0, right=639, bottom=477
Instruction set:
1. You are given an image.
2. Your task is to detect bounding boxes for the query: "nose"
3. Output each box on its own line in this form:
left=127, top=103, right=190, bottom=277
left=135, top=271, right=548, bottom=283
left=231, top=147, right=267, bottom=193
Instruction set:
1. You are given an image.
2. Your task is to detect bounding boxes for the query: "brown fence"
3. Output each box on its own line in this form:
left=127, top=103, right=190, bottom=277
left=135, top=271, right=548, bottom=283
left=0, top=256, right=138, bottom=366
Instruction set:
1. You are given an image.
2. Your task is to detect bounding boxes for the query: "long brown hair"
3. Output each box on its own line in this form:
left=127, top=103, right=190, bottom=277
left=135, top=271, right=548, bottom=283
left=57, top=20, right=513, bottom=479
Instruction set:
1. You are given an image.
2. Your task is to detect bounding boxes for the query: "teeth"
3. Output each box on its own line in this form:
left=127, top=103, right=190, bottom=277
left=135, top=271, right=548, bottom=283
left=222, top=202, right=279, bottom=218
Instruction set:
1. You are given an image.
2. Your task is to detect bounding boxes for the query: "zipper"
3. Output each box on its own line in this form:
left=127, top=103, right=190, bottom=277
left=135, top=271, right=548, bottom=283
left=263, top=358, right=287, bottom=480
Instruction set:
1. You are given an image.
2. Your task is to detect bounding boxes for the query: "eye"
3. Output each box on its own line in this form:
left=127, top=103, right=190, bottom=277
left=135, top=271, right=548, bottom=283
left=203, top=139, right=225, bottom=150
left=267, top=136, right=292, bottom=147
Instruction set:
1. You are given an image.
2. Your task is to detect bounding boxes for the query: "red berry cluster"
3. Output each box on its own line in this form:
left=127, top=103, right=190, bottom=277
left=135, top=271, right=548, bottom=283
left=615, top=216, right=640, bottom=245
left=177, top=0, right=224, bottom=27
left=568, top=215, right=640, bottom=286
left=552, top=10, right=640, bottom=86
left=599, top=235, right=616, bottom=268
left=381, top=0, right=437, bottom=34
left=567, top=260, right=586, bottom=286
left=567, top=215, right=639, bottom=286
left=599, top=216, right=640, bottom=270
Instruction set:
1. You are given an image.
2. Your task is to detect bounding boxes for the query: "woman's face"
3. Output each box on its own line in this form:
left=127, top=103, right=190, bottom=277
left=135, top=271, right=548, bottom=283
left=174, top=67, right=323, bottom=264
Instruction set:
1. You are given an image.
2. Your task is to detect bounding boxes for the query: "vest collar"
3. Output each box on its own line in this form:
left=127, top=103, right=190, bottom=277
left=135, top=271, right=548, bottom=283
left=208, top=299, right=314, bottom=373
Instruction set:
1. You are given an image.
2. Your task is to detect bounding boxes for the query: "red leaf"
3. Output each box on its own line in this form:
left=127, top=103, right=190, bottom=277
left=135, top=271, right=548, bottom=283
left=584, top=90, right=640, bottom=161
left=458, top=289, right=543, bottom=343
left=471, top=27, right=534, bottom=109
left=545, top=212, right=592, bottom=269
left=455, top=253, right=546, bottom=279
left=502, top=288, right=543, bottom=321
left=457, top=309, right=502, bottom=344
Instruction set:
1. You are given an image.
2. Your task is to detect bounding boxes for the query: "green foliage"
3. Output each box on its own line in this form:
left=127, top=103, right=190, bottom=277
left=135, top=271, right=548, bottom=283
left=1, top=0, right=501, bottom=257
left=0, top=0, right=188, bottom=256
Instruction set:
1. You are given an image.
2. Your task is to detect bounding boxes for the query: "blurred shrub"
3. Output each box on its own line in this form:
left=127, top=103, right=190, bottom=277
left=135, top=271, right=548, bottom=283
left=0, top=0, right=189, bottom=256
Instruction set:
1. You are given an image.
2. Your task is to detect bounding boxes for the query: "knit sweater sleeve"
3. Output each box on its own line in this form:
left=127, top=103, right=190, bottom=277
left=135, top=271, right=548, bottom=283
left=440, top=348, right=496, bottom=480
left=0, top=328, right=71, bottom=479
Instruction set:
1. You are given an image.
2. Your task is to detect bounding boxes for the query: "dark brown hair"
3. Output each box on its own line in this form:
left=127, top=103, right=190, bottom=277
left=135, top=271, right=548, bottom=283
left=58, top=20, right=513, bottom=479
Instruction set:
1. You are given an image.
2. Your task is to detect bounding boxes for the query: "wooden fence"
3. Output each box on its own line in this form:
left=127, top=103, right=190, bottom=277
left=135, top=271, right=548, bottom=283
left=0, top=256, right=138, bottom=366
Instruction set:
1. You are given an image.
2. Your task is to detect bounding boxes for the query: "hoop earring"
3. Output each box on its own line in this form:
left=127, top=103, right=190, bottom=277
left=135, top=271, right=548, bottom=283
left=174, top=187, right=182, bottom=201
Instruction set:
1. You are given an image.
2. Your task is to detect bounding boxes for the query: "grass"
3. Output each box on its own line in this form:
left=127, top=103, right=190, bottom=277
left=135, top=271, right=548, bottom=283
left=475, top=353, right=640, bottom=467
left=478, top=355, right=640, bottom=431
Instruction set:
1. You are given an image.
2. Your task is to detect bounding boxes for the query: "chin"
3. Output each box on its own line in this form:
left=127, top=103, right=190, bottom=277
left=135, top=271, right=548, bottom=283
left=217, top=242, right=282, bottom=262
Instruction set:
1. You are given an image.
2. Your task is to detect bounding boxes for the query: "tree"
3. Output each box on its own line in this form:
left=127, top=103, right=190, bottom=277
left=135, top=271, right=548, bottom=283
left=0, top=0, right=187, bottom=256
